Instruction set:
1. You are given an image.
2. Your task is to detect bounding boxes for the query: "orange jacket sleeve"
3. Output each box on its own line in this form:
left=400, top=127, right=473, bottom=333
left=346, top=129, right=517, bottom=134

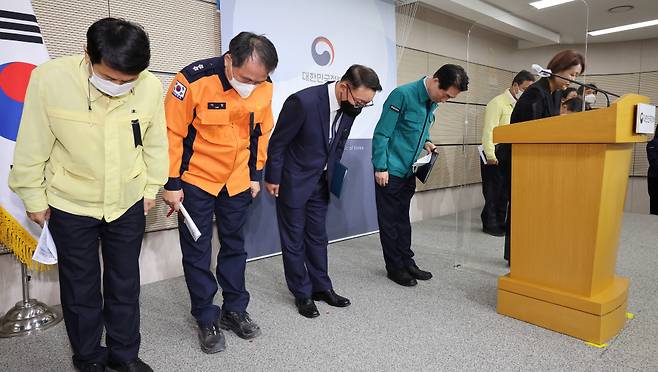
left=257, top=100, right=274, bottom=171
left=164, top=73, right=195, bottom=190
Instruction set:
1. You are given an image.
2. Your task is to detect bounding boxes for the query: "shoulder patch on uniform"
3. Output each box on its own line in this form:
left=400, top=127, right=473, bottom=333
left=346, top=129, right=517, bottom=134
left=185, top=62, right=214, bottom=76
left=172, top=81, right=187, bottom=100
left=181, top=57, right=221, bottom=83
left=390, top=104, right=401, bottom=113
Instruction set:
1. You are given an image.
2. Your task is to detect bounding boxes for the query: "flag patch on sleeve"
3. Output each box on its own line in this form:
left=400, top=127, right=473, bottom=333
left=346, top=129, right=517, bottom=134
left=172, top=81, right=187, bottom=100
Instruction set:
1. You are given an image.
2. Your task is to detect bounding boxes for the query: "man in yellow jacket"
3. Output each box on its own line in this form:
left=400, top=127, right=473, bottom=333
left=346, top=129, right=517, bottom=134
left=480, top=70, right=534, bottom=237
left=8, top=18, right=167, bottom=372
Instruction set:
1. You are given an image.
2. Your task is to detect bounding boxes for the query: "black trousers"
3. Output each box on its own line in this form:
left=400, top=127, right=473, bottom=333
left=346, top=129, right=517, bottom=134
left=49, top=200, right=145, bottom=367
left=179, top=182, right=252, bottom=326
left=498, top=143, right=512, bottom=262
left=480, top=147, right=509, bottom=231
left=276, top=173, right=332, bottom=299
left=375, top=174, right=417, bottom=271
left=649, top=177, right=658, bottom=215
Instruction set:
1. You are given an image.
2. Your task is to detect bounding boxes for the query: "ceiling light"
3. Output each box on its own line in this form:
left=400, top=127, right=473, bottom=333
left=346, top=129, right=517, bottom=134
left=608, top=5, right=634, bottom=14
left=589, top=19, right=658, bottom=36
left=529, top=0, right=575, bottom=10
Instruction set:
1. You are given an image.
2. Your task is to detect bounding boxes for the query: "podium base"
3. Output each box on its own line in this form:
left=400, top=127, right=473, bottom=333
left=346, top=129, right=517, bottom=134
left=0, top=299, right=63, bottom=338
left=497, top=275, right=628, bottom=344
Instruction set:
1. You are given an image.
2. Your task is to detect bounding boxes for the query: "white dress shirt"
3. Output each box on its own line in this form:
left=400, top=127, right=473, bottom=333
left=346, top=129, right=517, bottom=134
left=328, top=81, right=342, bottom=142
left=326, top=82, right=343, bottom=170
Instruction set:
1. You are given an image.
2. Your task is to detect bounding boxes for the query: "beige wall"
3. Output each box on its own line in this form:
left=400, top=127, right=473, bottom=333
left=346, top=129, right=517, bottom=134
left=405, top=4, right=658, bottom=75
left=510, top=38, right=658, bottom=75
left=400, top=4, right=656, bottom=220
left=400, top=4, right=519, bottom=72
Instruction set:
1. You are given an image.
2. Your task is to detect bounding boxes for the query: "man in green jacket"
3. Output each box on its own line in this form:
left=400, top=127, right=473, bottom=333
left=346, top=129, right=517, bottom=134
left=371, top=64, right=469, bottom=287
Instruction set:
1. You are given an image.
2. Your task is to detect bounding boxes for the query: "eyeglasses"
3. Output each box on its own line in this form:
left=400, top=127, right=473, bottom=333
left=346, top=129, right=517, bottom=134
left=347, top=86, right=373, bottom=109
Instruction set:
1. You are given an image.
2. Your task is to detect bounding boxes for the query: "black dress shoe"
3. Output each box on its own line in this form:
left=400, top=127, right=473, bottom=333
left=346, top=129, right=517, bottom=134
left=312, top=289, right=351, bottom=307
left=483, top=226, right=505, bottom=237
left=107, top=359, right=152, bottom=372
left=407, top=265, right=432, bottom=280
left=295, top=298, right=320, bottom=318
left=386, top=268, right=417, bottom=287
left=197, top=320, right=226, bottom=354
left=220, top=311, right=262, bottom=339
left=78, top=363, right=105, bottom=372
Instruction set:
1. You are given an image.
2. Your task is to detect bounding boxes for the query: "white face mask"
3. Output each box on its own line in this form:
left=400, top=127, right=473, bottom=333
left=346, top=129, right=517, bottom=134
left=89, top=66, right=136, bottom=97
left=584, top=93, right=597, bottom=105
left=229, top=76, right=257, bottom=98
left=226, top=60, right=258, bottom=98
left=515, top=89, right=524, bottom=100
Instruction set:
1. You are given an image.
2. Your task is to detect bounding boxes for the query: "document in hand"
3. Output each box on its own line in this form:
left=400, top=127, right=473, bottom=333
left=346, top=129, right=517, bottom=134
left=414, top=152, right=439, bottom=184
left=32, top=221, right=58, bottom=265
left=179, top=204, right=202, bottom=242
left=330, top=161, right=348, bottom=198
left=477, top=145, right=486, bottom=163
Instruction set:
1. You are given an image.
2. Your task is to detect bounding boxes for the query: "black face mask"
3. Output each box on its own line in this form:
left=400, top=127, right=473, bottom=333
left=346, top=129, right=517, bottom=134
left=340, top=100, right=362, bottom=117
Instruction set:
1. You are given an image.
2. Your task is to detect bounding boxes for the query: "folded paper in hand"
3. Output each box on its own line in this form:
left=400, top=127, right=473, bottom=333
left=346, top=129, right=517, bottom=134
left=477, top=145, right=486, bottom=163
left=414, top=152, right=439, bottom=184
left=179, top=204, right=202, bottom=242
left=32, top=221, right=58, bottom=265
left=413, top=153, right=432, bottom=168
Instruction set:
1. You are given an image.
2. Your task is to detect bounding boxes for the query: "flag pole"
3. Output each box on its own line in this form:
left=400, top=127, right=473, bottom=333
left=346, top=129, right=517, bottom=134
left=0, top=262, right=62, bottom=337
left=0, top=0, right=62, bottom=338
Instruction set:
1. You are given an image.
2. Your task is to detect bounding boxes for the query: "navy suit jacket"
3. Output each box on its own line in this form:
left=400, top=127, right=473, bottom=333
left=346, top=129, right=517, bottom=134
left=265, top=82, right=355, bottom=208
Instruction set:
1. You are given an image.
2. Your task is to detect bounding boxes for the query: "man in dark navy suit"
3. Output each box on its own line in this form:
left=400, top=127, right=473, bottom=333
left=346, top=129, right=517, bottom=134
left=264, top=65, right=382, bottom=318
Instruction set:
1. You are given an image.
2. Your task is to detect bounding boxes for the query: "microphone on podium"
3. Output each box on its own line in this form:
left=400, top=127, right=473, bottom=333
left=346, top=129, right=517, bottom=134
left=531, top=64, right=552, bottom=78
left=530, top=64, right=619, bottom=107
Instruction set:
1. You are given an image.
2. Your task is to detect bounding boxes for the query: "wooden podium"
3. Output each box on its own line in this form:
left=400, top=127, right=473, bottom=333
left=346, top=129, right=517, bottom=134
left=493, top=94, right=649, bottom=344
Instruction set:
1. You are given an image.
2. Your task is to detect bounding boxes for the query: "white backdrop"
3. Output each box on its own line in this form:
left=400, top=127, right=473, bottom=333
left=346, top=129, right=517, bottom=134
left=219, top=0, right=397, bottom=138
left=220, top=0, right=397, bottom=258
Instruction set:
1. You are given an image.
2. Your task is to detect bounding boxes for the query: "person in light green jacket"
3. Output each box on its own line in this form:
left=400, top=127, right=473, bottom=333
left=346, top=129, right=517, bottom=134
left=479, top=70, right=535, bottom=237
left=371, top=64, right=469, bottom=287
left=8, top=18, right=166, bottom=372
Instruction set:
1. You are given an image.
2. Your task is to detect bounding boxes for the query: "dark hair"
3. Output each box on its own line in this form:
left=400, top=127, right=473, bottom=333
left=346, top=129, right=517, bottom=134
left=577, top=83, right=598, bottom=96
left=547, top=49, right=586, bottom=75
left=512, top=70, right=535, bottom=86
left=86, top=18, right=150, bottom=75
left=433, top=64, right=469, bottom=91
left=562, top=97, right=584, bottom=113
left=340, top=64, right=382, bottom=91
left=561, top=87, right=577, bottom=100
left=229, top=32, right=278, bottom=73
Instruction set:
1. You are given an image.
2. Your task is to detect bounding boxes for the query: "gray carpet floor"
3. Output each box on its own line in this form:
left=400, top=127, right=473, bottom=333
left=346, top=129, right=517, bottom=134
left=1, top=210, right=657, bottom=371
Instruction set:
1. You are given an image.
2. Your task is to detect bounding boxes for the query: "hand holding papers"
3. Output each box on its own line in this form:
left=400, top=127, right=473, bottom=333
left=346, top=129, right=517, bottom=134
left=413, top=153, right=432, bottom=169
left=478, top=145, right=486, bottom=163
left=32, top=221, right=58, bottom=265
left=178, top=204, right=202, bottom=242
left=413, top=151, right=439, bottom=184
